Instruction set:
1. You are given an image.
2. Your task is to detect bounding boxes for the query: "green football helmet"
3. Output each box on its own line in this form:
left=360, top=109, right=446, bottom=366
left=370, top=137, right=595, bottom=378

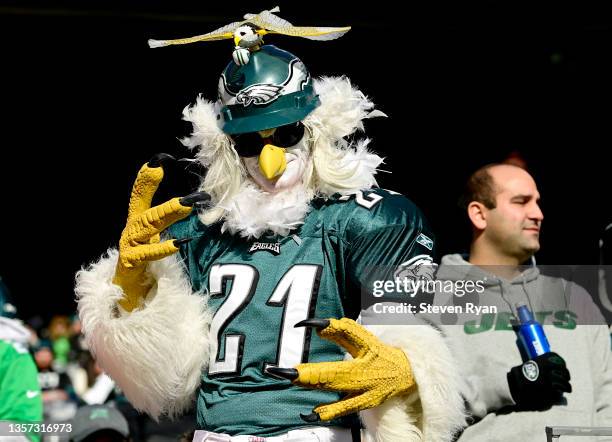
left=217, top=45, right=320, bottom=135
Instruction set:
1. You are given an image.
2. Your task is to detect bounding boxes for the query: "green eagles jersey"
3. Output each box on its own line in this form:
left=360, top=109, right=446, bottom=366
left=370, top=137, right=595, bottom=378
left=167, top=188, right=435, bottom=436
left=0, top=339, right=43, bottom=441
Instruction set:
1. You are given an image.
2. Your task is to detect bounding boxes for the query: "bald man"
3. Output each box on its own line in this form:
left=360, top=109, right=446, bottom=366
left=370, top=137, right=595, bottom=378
left=432, top=164, right=612, bottom=441
left=465, top=164, right=543, bottom=269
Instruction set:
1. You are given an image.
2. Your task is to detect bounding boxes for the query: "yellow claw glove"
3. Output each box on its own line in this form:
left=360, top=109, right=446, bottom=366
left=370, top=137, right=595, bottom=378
left=268, top=317, right=416, bottom=422
left=112, top=153, right=210, bottom=312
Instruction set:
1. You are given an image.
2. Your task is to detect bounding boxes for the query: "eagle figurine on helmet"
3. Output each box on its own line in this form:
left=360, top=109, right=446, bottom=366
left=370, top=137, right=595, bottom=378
left=76, top=7, right=464, bottom=442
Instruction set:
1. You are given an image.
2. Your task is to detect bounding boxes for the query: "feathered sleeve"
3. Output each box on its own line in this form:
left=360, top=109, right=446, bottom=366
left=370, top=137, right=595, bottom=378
left=75, top=249, right=212, bottom=420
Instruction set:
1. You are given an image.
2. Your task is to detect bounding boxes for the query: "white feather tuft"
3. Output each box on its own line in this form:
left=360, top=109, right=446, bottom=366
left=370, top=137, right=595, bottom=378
left=75, top=250, right=212, bottom=420
left=306, top=76, right=386, bottom=141
left=180, top=96, right=229, bottom=167
left=304, top=76, right=386, bottom=195
left=311, top=137, right=383, bottom=196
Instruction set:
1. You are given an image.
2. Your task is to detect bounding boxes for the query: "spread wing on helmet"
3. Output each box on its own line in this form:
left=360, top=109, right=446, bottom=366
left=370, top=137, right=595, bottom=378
left=148, top=6, right=350, bottom=48
left=247, top=9, right=351, bottom=41
left=148, top=21, right=241, bottom=48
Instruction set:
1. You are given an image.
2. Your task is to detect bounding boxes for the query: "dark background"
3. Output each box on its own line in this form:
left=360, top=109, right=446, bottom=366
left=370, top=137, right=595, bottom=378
left=0, top=1, right=610, bottom=320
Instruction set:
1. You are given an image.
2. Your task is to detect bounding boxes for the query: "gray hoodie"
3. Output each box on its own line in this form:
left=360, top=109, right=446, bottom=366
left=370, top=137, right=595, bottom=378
left=433, top=254, right=612, bottom=442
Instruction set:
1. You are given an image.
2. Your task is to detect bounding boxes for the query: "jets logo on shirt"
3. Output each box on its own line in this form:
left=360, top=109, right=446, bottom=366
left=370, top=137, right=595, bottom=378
left=248, top=242, right=281, bottom=255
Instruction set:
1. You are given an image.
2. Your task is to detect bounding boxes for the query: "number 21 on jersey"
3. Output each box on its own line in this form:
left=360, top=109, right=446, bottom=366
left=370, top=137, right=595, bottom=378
left=208, top=263, right=322, bottom=377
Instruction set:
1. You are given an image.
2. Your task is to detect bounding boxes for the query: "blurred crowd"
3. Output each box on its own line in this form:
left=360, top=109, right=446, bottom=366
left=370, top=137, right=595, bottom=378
left=24, top=314, right=117, bottom=421
left=0, top=281, right=195, bottom=442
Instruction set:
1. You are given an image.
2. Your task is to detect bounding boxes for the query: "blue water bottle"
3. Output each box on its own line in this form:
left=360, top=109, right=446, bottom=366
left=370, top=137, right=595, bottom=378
left=516, top=303, right=550, bottom=358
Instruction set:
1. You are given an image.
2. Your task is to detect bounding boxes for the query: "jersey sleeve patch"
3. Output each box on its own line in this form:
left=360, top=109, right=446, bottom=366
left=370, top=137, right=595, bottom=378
left=416, top=233, right=434, bottom=251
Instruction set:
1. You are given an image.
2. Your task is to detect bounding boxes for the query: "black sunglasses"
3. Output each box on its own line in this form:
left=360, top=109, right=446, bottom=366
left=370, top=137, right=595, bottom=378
left=230, top=122, right=306, bottom=157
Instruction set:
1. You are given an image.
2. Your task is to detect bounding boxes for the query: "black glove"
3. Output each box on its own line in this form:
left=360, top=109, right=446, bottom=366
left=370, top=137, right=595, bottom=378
left=507, top=352, right=572, bottom=410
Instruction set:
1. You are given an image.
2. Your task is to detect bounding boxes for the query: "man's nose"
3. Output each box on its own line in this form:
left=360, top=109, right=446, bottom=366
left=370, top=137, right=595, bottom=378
left=529, top=203, right=544, bottom=223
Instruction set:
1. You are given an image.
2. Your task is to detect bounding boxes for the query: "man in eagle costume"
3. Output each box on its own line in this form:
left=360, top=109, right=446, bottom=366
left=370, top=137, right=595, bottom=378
left=75, top=8, right=464, bottom=442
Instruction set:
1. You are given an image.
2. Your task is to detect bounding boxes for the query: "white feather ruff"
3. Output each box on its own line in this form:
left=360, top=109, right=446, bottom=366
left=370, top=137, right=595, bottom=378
left=361, top=325, right=465, bottom=442
left=75, top=250, right=212, bottom=420
left=218, top=181, right=313, bottom=238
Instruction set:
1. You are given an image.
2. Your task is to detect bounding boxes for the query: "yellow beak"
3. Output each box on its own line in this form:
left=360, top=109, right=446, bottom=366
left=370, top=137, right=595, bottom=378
left=234, top=36, right=241, bottom=46
left=258, top=144, right=287, bottom=180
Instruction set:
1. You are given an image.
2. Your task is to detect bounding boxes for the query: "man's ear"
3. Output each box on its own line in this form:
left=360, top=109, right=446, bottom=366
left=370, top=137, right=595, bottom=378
left=467, top=201, right=488, bottom=230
